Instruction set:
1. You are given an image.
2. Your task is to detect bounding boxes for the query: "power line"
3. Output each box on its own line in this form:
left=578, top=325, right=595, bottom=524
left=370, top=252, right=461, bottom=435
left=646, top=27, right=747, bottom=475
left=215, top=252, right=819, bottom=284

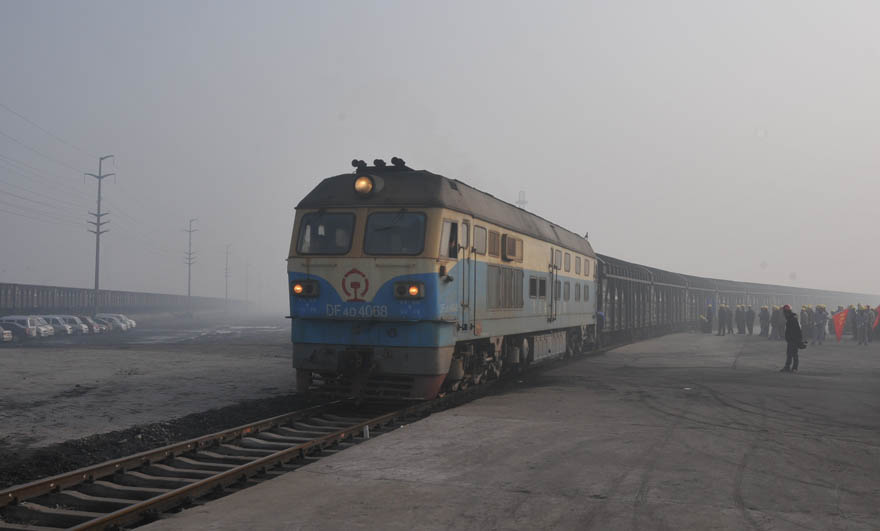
left=0, top=206, right=83, bottom=229
left=0, top=187, right=88, bottom=217
left=0, top=174, right=92, bottom=210
left=0, top=153, right=96, bottom=202
left=0, top=128, right=84, bottom=173
left=0, top=102, right=96, bottom=158
left=0, top=198, right=84, bottom=225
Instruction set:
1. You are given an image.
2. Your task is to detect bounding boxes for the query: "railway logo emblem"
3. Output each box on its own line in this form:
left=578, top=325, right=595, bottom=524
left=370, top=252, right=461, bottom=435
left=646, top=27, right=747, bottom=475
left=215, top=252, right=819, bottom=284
left=341, top=268, right=369, bottom=302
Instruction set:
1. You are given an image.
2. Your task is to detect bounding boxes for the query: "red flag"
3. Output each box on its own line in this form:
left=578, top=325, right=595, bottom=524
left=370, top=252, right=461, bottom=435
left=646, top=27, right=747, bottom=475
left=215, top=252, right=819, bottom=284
left=832, top=309, right=849, bottom=341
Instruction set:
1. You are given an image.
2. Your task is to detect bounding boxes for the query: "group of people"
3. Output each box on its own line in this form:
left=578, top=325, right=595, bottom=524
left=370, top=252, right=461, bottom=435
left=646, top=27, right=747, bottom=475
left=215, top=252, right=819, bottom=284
left=700, top=302, right=878, bottom=372
left=703, top=303, right=877, bottom=344
left=710, top=304, right=756, bottom=336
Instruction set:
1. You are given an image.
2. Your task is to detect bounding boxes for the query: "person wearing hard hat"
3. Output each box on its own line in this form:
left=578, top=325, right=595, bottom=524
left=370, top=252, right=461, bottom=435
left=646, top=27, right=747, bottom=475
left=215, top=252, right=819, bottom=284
left=745, top=306, right=756, bottom=335
left=759, top=306, right=770, bottom=337
left=781, top=304, right=806, bottom=372
left=813, top=304, right=828, bottom=345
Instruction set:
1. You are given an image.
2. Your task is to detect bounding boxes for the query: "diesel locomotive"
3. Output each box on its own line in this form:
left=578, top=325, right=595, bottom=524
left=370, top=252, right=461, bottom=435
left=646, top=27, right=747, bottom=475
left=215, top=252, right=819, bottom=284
left=288, top=158, right=874, bottom=399
left=288, top=158, right=598, bottom=399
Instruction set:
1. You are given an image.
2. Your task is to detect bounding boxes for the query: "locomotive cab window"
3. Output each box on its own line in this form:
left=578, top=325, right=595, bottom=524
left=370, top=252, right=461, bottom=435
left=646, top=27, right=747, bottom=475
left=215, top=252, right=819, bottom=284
left=297, top=212, right=355, bottom=255
left=440, top=220, right=459, bottom=258
left=364, top=212, right=426, bottom=255
left=473, top=226, right=487, bottom=254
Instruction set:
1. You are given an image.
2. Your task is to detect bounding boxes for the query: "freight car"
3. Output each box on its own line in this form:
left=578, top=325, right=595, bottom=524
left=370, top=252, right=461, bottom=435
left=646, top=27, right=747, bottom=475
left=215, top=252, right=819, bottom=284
left=287, top=159, right=875, bottom=400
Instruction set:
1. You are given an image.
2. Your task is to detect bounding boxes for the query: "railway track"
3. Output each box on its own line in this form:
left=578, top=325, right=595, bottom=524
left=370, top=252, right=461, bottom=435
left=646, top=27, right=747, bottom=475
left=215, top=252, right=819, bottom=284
left=0, top=382, right=500, bottom=531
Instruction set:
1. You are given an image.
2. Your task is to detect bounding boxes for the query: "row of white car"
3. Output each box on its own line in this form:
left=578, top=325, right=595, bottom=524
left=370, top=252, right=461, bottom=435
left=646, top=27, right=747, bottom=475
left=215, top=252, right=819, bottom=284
left=0, top=313, right=137, bottom=342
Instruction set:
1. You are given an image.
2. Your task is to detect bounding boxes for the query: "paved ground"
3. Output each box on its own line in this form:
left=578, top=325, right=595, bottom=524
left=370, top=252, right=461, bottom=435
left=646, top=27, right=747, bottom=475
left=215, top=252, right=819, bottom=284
left=144, top=332, right=880, bottom=531
left=0, top=313, right=294, bottom=449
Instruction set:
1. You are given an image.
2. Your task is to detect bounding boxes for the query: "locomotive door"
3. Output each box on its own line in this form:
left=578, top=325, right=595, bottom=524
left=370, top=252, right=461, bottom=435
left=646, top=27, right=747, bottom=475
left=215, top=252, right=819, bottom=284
left=459, top=220, right=474, bottom=331
left=548, top=248, right=560, bottom=321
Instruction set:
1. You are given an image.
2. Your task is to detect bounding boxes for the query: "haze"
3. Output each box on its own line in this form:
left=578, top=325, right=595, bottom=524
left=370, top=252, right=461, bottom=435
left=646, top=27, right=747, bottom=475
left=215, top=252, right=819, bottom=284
left=1, top=0, right=877, bottom=312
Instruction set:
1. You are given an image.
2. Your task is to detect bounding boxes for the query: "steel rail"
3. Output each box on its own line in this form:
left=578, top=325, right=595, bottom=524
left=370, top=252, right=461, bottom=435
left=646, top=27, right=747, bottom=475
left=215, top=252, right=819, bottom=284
left=0, top=384, right=493, bottom=530
left=0, top=401, right=342, bottom=511
left=1, top=350, right=592, bottom=530
left=69, top=405, right=419, bottom=530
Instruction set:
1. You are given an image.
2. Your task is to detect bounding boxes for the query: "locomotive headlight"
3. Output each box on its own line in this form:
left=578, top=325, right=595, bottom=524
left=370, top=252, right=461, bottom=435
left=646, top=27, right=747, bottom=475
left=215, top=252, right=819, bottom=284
left=354, top=176, right=374, bottom=195
left=291, top=280, right=319, bottom=297
left=394, top=281, right=424, bottom=299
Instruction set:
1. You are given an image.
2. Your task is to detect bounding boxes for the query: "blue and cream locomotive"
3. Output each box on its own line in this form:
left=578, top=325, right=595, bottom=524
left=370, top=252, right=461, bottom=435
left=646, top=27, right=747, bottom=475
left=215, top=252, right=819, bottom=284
left=288, top=158, right=598, bottom=399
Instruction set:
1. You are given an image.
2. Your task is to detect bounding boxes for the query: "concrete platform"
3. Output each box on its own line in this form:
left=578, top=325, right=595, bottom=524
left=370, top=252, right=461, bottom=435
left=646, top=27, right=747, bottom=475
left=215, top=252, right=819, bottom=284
left=144, top=333, right=880, bottom=530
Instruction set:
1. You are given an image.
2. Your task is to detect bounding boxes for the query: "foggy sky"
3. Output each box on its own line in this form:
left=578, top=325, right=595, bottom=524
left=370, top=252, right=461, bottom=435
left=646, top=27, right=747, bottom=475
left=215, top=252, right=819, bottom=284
left=1, top=0, right=878, bottom=313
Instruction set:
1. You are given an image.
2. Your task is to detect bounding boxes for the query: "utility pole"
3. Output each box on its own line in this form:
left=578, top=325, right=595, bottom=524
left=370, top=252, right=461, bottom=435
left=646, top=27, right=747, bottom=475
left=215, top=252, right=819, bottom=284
left=245, top=262, right=250, bottom=307
left=224, top=244, right=231, bottom=311
left=184, top=218, right=198, bottom=313
left=86, top=155, right=114, bottom=315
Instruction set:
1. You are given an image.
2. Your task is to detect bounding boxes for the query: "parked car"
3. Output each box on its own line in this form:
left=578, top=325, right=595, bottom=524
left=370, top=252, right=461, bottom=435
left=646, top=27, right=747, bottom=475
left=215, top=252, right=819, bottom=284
left=33, top=317, right=56, bottom=337
left=97, top=313, right=137, bottom=329
left=77, top=316, right=107, bottom=334
left=43, top=316, right=74, bottom=336
left=0, top=325, right=12, bottom=343
left=60, top=315, right=90, bottom=335
left=94, top=316, right=127, bottom=332
left=0, top=316, right=43, bottom=340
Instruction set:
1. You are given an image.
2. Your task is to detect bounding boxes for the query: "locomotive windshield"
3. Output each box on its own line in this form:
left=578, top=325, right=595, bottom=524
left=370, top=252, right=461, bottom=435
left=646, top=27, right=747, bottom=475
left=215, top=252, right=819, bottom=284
left=364, top=212, right=426, bottom=255
left=296, top=212, right=355, bottom=255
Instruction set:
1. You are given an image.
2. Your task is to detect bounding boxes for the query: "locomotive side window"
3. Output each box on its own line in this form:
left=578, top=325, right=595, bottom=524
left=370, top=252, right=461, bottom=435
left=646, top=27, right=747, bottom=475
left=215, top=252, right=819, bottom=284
left=538, top=278, right=547, bottom=298
left=440, top=220, right=459, bottom=258
left=584, top=284, right=590, bottom=301
left=564, top=253, right=571, bottom=272
left=529, top=276, right=537, bottom=298
left=488, top=231, right=500, bottom=257
left=297, top=212, right=355, bottom=255
left=473, top=226, right=487, bottom=254
left=564, top=281, right=570, bottom=301
left=488, top=265, right=501, bottom=308
left=575, top=283, right=581, bottom=301
left=488, top=266, right=524, bottom=309
left=575, top=256, right=581, bottom=275
left=364, top=212, right=427, bottom=255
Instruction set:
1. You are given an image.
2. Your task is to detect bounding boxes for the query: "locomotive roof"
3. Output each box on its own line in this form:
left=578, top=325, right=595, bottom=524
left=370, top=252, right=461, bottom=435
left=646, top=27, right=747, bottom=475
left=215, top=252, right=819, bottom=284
left=297, top=168, right=596, bottom=257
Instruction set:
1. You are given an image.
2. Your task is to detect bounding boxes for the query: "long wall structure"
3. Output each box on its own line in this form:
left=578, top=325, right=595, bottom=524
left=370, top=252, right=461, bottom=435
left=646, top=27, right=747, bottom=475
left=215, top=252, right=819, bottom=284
left=597, top=253, right=878, bottom=343
left=0, top=282, right=227, bottom=315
